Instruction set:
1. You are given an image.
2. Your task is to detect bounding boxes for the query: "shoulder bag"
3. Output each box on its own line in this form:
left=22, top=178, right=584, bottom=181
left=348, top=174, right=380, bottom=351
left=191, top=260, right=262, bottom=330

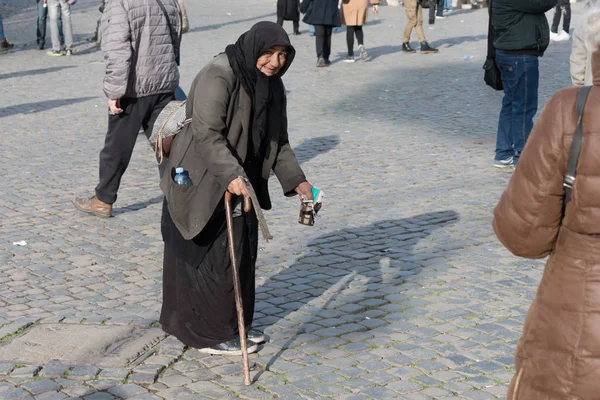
left=483, top=1, right=503, bottom=91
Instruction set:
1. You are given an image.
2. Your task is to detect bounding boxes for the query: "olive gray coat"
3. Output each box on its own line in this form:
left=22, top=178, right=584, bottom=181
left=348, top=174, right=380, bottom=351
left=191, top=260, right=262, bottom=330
left=101, top=0, right=181, bottom=100
left=160, top=54, right=307, bottom=240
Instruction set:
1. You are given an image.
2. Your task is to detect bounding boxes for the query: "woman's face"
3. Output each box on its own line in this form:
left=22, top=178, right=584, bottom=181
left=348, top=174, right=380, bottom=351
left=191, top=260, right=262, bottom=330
left=256, top=45, right=288, bottom=76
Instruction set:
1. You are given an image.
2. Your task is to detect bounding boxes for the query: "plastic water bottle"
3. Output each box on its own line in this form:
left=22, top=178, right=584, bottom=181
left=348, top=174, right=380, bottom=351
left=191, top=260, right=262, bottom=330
left=173, top=167, right=192, bottom=187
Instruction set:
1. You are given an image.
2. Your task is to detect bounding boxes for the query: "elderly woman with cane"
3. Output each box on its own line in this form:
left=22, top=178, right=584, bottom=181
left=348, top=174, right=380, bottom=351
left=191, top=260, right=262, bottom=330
left=159, top=21, right=314, bottom=357
left=493, top=8, right=600, bottom=399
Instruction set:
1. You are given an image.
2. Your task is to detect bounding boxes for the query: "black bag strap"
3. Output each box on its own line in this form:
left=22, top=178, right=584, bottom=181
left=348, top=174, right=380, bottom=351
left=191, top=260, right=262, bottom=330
left=487, top=0, right=495, bottom=59
left=155, top=0, right=181, bottom=66
left=564, top=86, right=592, bottom=204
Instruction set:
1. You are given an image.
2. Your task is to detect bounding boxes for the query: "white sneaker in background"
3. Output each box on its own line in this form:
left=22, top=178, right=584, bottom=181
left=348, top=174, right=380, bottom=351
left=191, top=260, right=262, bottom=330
left=558, top=30, right=570, bottom=41
left=549, top=31, right=561, bottom=42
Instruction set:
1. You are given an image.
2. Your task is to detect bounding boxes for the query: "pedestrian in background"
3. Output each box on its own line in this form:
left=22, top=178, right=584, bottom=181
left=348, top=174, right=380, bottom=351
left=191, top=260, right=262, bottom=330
left=494, top=9, right=600, bottom=397
left=46, top=0, right=74, bottom=56
left=550, top=0, right=571, bottom=42
left=491, top=0, right=556, bottom=168
left=300, top=0, right=341, bottom=67
left=571, top=0, right=600, bottom=85
left=401, top=0, right=438, bottom=53
left=37, top=0, right=63, bottom=50
left=277, top=0, right=301, bottom=35
left=429, top=0, right=445, bottom=24
left=159, top=22, right=314, bottom=355
left=72, top=0, right=181, bottom=218
left=0, top=13, right=13, bottom=51
left=341, top=0, right=379, bottom=62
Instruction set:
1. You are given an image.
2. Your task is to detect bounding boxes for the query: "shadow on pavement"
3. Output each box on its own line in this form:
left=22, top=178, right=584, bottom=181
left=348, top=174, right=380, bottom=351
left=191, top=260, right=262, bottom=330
left=113, top=195, right=164, bottom=216
left=0, top=96, right=97, bottom=118
left=254, top=210, right=460, bottom=380
left=293, top=135, right=340, bottom=165
left=430, top=34, right=487, bottom=48
left=0, top=66, right=75, bottom=80
left=187, top=12, right=277, bottom=33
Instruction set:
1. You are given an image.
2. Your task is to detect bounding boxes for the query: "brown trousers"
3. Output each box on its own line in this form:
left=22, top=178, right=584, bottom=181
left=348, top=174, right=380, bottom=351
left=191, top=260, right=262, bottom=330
left=403, top=0, right=425, bottom=43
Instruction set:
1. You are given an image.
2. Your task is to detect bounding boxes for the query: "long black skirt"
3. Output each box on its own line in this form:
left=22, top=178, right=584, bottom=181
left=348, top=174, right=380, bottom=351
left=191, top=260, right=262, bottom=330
left=160, top=200, right=259, bottom=349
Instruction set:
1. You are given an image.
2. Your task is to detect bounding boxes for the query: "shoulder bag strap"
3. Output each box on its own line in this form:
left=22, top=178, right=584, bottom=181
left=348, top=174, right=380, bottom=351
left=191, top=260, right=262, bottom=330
left=155, top=0, right=181, bottom=66
left=487, top=0, right=495, bottom=59
left=564, top=86, right=592, bottom=204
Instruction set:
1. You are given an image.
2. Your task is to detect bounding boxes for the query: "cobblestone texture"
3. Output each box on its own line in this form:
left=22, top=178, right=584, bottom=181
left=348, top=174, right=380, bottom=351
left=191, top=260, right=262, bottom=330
left=0, top=0, right=586, bottom=398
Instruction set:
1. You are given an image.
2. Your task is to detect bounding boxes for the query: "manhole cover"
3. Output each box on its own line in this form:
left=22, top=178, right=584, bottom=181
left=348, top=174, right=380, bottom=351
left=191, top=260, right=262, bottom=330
left=0, top=324, right=167, bottom=367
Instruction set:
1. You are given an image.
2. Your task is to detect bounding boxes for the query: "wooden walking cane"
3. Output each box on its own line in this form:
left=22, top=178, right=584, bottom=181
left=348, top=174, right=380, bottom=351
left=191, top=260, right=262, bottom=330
left=224, top=191, right=252, bottom=386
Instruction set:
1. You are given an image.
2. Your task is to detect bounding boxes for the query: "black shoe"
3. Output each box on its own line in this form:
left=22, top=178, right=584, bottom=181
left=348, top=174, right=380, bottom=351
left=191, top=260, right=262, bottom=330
left=324, top=58, right=331, bottom=66
left=316, top=57, right=326, bottom=67
left=198, top=337, right=259, bottom=355
left=0, top=39, right=14, bottom=50
left=420, top=41, right=439, bottom=54
left=248, top=329, right=265, bottom=344
left=38, top=41, right=45, bottom=50
left=402, top=42, right=416, bottom=53
left=293, top=30, right=301, bottom=35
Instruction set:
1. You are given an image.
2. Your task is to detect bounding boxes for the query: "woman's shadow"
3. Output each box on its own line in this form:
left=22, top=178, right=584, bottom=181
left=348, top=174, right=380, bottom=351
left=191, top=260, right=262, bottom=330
left=253, top=210, right=459, bottom=378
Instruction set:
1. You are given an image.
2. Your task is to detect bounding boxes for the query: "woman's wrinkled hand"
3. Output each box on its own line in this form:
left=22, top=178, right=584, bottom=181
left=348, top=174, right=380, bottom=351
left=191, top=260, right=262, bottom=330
left=295, top=181, right=313, bottom=200
left=227, top=177, right=251, bottom=198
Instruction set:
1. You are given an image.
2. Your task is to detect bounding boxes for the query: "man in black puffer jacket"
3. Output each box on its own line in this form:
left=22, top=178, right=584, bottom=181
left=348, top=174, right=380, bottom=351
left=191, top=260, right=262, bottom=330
left=491, top=0, right=556, bottom=168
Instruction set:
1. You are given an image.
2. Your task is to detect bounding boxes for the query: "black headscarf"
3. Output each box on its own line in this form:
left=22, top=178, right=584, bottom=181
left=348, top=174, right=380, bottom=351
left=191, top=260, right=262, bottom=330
left=225, top=21, right=296, bottom=159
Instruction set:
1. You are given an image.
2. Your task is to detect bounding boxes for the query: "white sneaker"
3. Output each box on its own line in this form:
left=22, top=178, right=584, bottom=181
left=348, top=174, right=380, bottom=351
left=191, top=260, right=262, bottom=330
left=558, top=30, right=570, bottom=41
left=549, top=31, right=561, bottom=42
left=436, top=15, right=446, bottom=19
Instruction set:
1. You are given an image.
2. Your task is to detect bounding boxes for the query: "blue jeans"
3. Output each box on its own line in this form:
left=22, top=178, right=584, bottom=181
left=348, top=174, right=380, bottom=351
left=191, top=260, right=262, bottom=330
left=495, top=51, right=539, bottom=163
left=309, top=24, right=315, bottom=35
left=0, top=14, right=5, bottom=41
left=444, top=0, right=452, bottom=9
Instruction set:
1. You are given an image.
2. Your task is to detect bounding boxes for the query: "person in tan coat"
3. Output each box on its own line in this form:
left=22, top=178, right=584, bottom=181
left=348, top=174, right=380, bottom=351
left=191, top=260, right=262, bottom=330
left=493, top=9, right=600, bottom=398
left=340, top=0, right=379, bottom=62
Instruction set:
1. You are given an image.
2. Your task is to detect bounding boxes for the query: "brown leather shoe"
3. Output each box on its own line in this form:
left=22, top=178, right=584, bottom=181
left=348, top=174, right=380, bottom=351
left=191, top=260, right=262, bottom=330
left=72, top=196, right=112, bottom=218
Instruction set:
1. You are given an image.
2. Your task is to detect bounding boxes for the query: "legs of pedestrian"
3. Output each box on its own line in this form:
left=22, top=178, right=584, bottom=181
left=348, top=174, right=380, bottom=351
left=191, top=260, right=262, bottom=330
left=494, top=51, right=539, bottom=167
left=345, top=25, right=356, bottom=62
left=293, top=20, right=300, bottom=35
left=315, top=24, right=326, bottom=66
left=403, top=0, right=425, bottom=52
left=561, top=0, right=571, bottom=39
left=429, top=3, right=436, bottom=24
left=323, top=25, right=332, bottom=64
left=59, top=0, right=73, bottom=54
left=277, top=17, right=284, bottom=26
left=47, top=0, right=63, bottom=55
left=551, top=0, right=570, bottom=41
left=436, top=0, right=445, bottom=18
left=0, top=13, right=13, bottom=50
left=309, top=24, right=315, bottom=36
left=37, top=0, right=47, bottom=49
left=353, top=26, right=368, bottom=61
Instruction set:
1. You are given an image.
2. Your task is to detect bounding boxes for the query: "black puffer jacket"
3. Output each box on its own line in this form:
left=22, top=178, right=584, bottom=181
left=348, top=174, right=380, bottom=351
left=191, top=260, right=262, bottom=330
left=300, top=0, right=341, bottom=26
left=492, top=0, right=557, bottom=56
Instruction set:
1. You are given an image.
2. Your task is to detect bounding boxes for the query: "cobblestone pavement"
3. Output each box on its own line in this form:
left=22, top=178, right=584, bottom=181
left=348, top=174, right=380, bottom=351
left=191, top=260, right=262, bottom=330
left=0, top=0, right=586, bottom=398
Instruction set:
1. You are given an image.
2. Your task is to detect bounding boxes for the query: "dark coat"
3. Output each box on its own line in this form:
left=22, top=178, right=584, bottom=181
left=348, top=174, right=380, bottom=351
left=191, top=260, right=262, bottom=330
left=492, top=0, right=557, bottom=56
left=494, top=54, right=600, bottom=399
left=277, top=0, right=300, bottom=21
left=160, top=54, right=306, bottom=240
left=300, top=0, right=341, bottom=27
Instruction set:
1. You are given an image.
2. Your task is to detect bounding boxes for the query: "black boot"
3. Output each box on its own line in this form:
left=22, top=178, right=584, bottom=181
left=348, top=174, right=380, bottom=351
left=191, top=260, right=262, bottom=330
left=402, top=42, right=416, bottom=53
left=420, top=41, right=439, bottom=54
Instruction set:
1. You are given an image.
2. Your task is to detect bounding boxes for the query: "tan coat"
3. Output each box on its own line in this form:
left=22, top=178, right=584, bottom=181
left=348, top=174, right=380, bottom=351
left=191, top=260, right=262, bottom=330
left=493, top=52, right=600, bottom=400
left=340, top=0, right=378, bottom=26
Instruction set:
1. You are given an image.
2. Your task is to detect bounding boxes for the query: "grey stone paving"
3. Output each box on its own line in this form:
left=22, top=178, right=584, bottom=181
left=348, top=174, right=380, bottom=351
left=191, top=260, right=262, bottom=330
left=0, top=0, right=586, bottom=398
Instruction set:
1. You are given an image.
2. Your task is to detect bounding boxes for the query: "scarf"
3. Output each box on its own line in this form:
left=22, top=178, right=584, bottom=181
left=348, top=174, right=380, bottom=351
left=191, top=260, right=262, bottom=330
left=225, top=21, right=296, bottom=159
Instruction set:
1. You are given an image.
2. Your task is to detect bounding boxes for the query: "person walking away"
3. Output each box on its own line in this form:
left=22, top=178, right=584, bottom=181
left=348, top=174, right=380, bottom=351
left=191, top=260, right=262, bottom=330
left=0, top=13, right=13, bottom=51
left=550, top=0, right=571, bottom=42
left=341, top=0, right=379, bottom=62
left=429, top=0, right=445, bottom=24
left=37, top=0, right=63, bottom=50
left=72, top=0, right=181, bottom=218
left=46, top=0, right=73, bottom=56
left=491, top=0, right=556, bottom=168
left=159, top=22, right=316, bottom=355
left=402, top=0, right=438, bottom=53
left=300, top=0, right=341, bottom=67
left=494, top=10, right=600, bottom=398
left=570, top=0, right=600, bottom=86
left=277, top=0, right=301, bottom=34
